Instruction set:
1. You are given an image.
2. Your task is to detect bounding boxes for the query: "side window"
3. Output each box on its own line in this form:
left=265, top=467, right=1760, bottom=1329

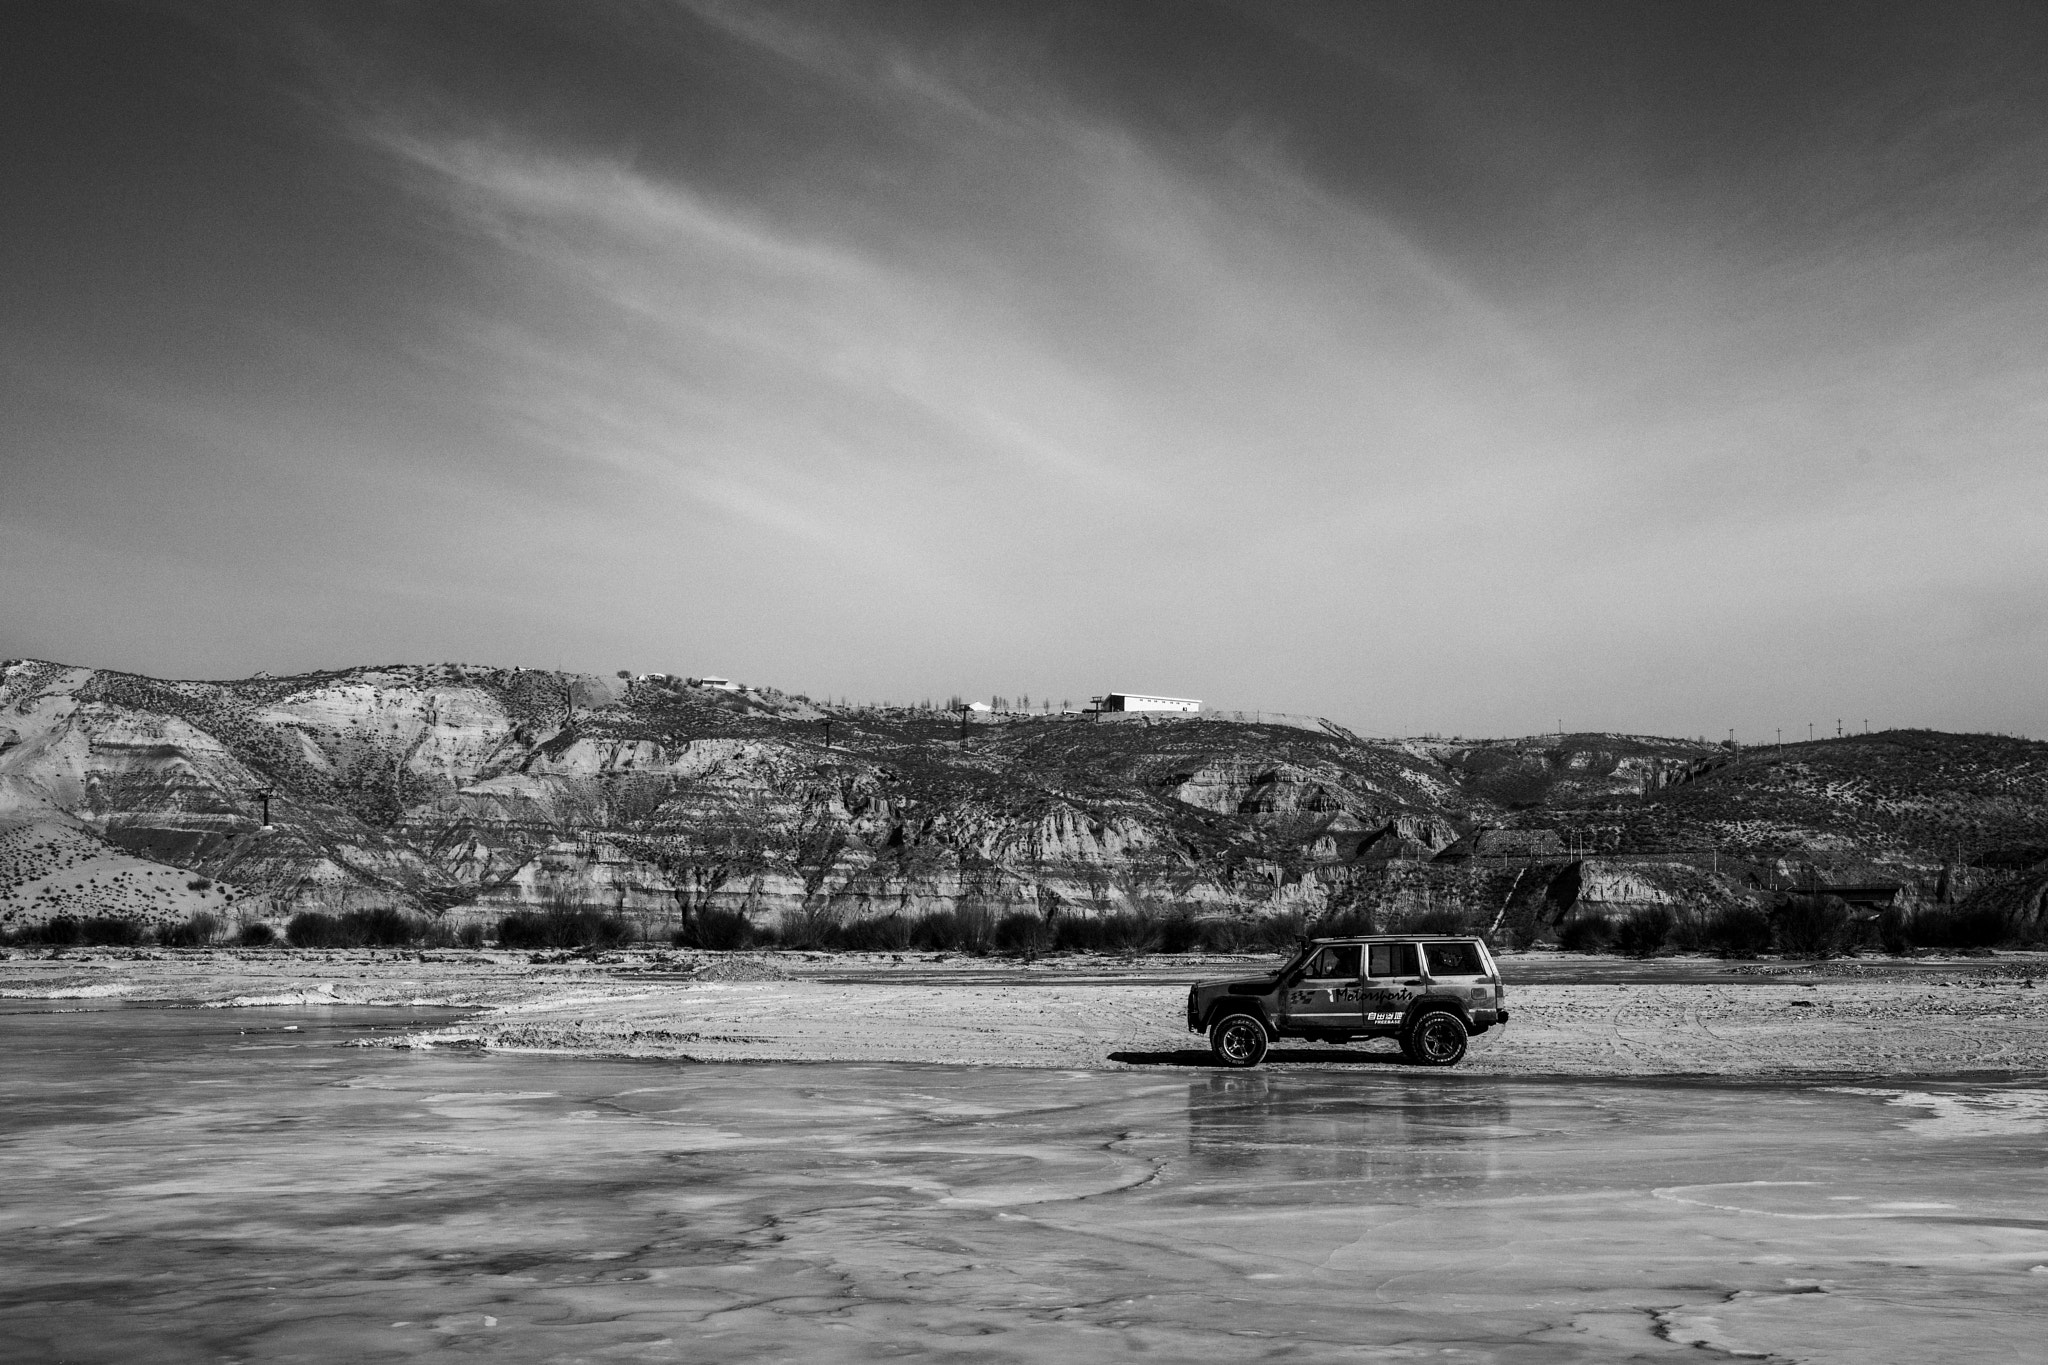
left=1424, top=942, right=1485, bottom=977
left=1307, top=945, right=1361, bottom=978
left=1367, top=943, right=1419, bottom=977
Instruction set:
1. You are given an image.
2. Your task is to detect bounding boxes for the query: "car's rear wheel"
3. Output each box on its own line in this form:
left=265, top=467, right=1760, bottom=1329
left=1209, top=1013, right=1269, bottom=1068
left=1400, top=1009, right=1469, bottom=1067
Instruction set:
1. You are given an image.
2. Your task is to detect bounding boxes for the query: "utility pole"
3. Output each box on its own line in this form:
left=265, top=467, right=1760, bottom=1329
left=1809, top=723, right=1814, bottom=743
left=1836, top=718, right=1842, bottom=738
left=255, top=788, right=274, bottom=828
left=821, top=717, right=832, bottom=751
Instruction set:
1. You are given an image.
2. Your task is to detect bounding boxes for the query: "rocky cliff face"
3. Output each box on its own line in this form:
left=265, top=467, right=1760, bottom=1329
left=4, top=659, right=2045, bottom=939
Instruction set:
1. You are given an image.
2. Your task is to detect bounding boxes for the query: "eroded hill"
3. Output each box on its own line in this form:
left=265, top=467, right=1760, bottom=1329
left=3, top=659, right=2044, bottom=939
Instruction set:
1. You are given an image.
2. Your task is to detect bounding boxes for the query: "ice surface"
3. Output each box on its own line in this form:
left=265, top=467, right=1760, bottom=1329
left=1825, top=1085, right=2048, bottom=1137
left=1, top=1004, right=2043, bottom=1363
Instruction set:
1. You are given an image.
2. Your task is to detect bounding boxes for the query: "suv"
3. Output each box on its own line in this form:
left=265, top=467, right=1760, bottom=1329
left=1186, top=935, right=1507, bottom=1068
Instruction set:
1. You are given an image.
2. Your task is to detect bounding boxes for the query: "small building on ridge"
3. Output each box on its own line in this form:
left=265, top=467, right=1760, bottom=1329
left=1094, top=692, right=1201, bottom=714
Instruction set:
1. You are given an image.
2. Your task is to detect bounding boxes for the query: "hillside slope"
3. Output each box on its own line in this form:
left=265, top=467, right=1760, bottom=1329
left=4, top=659, right=2044, bottom=938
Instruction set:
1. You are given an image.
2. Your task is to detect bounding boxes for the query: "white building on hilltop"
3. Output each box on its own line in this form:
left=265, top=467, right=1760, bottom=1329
left=1094, top=692, right=1201, bottom=714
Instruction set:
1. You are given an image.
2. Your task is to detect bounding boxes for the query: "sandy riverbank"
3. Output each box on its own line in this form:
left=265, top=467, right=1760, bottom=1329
left=3, top=947, right=2044, bottom=1077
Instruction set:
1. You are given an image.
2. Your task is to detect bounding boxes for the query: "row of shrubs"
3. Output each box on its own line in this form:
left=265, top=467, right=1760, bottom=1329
left=4, top=904, right=1411, bottom=955
left=2, top=910, right=484, bottom=950
left=671, top=906, right=1338, bottom=955
left=4, top=912, right=250, bottom=949
left=282, top=909, right=488, bottom=949
left=282, top=908, right=657, bottom=951
left=10, top=900, right=2029, bottom=958
left=666, top=904, right=1477, bottom=955
left=1557, top=898, right=2027, bottom=958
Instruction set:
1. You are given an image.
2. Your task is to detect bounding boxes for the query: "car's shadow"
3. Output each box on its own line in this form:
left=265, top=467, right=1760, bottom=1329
left=1109, top=1048, right=1417, bottom=1069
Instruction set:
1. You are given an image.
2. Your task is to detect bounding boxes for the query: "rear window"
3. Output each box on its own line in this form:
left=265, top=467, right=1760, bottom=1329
left=1424, top=941, right=1486, bottom=976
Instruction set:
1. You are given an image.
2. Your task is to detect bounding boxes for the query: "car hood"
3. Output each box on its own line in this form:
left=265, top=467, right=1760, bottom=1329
left=1192, top=975, right=1280, bottom=993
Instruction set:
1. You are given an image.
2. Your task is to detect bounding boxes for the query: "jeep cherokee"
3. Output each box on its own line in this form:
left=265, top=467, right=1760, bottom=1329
left=1186, top=934, right=1507, bottom=1067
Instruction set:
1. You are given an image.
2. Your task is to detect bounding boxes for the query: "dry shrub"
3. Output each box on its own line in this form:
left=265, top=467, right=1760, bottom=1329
left=411, top=918, right=484, bottom=949
left=285, top=912, right=343, bottom=947
left=1906, top=905, right=2008, bottom=949
left=1557, top=914, right=1611, bottom=953
left=9, top=917, right=152, bottom=948
left=17, top=917, right=73, bottom=946
left=831, top=913, right=915, bottom=952
left=156, top=912, right=220, bottom=948
left=286, top=907, right=427, bottom=948
left=1611, top=907, right=1672, bottom=957
left=776, top=903, right=845, bottom=950
left=915, top=905, right=996, bottom=953
left=498, top=908, right=631, bottom=950
left=1181, top=915, right=1302, bottom=954
left=994, top=911, right=1054, bottom=954
left=1775, top=895, right=1851, bottom=957
left=1876, top=906, right=1910, bottom=956
left=1699, top=904, right=1773, bottom=957
left=1051, top=911, right=1158, bottom=954
left=348, top=907, right=417, bottom=947
left=674, top=908, right=768, bottom=951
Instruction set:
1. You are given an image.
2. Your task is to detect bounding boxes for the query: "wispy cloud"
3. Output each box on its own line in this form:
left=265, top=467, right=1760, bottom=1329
left=6, top=1, right=2043, bottom=734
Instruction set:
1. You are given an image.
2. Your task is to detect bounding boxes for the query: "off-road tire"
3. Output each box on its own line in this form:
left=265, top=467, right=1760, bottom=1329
left=1209, top=1012, right=1270, bottom=1068
left=1400, top=1009, right=1469, bottom=1067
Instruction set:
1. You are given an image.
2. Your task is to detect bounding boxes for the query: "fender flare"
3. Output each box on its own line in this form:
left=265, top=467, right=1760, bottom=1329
left=1401, top=997, right=1472, bottom=1031
left=1204, top=1002, right=1276, bottom=1038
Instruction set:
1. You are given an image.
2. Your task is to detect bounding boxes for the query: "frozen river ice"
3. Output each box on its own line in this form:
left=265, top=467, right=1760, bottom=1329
left=2, top=1003, right=2043, bottom=1363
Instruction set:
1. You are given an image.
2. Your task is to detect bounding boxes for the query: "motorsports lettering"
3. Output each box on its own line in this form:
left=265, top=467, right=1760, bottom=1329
left=1187, top=934, right=1507, bottom=1068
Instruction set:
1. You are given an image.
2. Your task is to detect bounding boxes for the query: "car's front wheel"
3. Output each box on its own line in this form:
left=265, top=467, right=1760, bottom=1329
left=1209, top=1013, right=1270, bottom=1068
left=1401, top=1009, right=1469, bottom=1067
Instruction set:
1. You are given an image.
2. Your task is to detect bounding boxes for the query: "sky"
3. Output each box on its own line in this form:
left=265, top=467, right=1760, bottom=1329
left=3, top=1, right=2046, bottom=740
